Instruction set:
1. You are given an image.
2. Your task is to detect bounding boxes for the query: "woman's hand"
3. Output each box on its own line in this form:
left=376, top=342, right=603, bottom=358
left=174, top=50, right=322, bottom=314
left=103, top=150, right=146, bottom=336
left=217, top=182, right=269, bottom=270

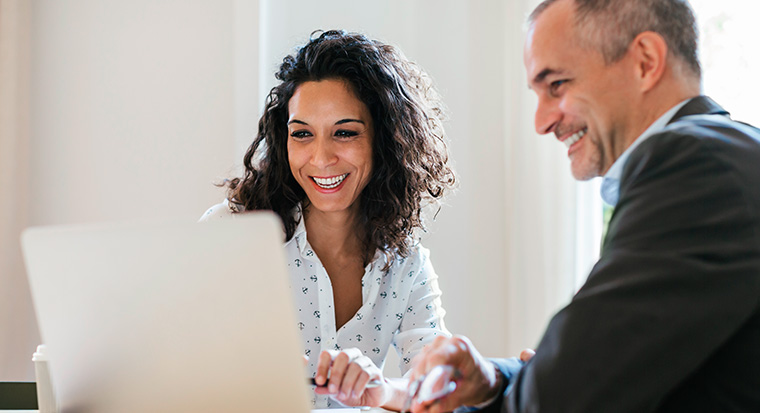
left=312, top=348, right=392, bottom=407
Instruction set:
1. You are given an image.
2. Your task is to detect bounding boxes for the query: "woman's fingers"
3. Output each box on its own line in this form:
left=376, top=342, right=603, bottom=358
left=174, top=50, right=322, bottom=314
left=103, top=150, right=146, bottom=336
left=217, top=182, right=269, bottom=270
left=327, top=351, right=351, bottom=394
left=312, top=348, right=385, bottom=406
left=322, top=348, right=363, bottom=393
left=315, top=350, right=337, bottom=387
left=347, top=358, right=377, bottom=399
left=338, top=361, right=362, bottom=399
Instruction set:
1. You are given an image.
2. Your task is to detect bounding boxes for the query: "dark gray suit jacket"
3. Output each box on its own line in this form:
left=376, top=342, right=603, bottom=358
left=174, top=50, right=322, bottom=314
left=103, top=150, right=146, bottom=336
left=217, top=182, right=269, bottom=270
left=482, top=97, right=760, bottom=412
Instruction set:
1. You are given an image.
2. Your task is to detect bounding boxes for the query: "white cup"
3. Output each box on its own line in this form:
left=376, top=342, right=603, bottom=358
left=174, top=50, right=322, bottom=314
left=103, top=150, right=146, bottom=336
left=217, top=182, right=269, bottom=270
left=32, top=344, right=58, bottom=413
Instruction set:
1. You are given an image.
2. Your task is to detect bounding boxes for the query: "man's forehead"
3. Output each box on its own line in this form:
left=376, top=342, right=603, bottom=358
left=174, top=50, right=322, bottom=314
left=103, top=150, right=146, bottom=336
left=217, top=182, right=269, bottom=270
left=524, top=31, right=569, bottom=86
left=524, top=0, right=580, bottom=85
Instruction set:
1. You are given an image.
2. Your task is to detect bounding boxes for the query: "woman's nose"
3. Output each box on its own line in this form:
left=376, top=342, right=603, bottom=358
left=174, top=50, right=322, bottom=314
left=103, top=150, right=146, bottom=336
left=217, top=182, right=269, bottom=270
left=310, top=136, right=338, bottom=168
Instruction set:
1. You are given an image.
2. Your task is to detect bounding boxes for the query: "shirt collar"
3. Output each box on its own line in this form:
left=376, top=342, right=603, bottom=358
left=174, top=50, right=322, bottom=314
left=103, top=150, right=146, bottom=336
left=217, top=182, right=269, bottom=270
left=600, top=99, right=691, bottom=206
left=286, top=204, right=309, bottom=255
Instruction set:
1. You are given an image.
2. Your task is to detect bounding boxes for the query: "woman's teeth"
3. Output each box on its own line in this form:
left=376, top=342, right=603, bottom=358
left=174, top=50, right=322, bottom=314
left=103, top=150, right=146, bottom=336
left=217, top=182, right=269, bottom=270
left=312, top=174, right=348, bottom=189
left=564, top=128, right=587, bottom=148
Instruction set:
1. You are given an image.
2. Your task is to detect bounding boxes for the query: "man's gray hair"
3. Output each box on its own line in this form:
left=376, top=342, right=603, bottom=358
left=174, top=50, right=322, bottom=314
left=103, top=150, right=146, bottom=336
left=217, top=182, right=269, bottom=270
left=529, top=0, right=701, bottom=78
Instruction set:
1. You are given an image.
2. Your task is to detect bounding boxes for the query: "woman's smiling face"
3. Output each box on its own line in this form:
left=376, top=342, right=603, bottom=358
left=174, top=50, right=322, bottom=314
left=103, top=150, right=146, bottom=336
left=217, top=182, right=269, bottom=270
left=287, top=78, right=374, bottom=216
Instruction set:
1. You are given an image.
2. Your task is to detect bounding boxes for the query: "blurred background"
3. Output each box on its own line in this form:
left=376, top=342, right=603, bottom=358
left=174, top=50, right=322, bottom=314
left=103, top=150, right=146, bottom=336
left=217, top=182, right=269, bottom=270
left=1, top=0, right=758, bottom=380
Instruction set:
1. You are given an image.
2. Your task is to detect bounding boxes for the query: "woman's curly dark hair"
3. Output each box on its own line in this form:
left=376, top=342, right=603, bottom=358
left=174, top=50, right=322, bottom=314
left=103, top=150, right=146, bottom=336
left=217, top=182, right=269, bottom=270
left=225, top=29, right=456, bottom=268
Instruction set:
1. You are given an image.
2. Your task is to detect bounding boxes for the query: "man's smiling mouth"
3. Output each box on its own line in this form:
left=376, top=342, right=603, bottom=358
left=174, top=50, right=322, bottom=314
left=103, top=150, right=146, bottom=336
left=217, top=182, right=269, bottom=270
left=563, top=128, right=587, bottom=148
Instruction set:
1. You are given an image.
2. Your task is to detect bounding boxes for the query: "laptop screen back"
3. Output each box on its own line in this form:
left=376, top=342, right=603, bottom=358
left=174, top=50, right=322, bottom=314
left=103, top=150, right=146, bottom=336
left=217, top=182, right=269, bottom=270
left=22, top=213, right=311, bottom=413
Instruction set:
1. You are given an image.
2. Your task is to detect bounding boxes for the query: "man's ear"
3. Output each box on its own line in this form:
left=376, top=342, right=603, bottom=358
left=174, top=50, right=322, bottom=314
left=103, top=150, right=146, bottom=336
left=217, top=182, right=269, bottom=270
left=630, top=31, right=668, bottom=93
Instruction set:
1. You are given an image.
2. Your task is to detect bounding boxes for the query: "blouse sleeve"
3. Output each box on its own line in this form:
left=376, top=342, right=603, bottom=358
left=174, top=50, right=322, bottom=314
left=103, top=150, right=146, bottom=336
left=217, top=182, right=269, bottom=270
left=198, top=199, right=236, bottom=222
left=392, top=245, right=451, bottom=375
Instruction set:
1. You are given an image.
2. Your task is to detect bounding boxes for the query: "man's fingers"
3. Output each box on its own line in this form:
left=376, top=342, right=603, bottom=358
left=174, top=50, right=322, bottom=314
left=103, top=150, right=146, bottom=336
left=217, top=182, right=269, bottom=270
left=520, top=348, right=536, bottom=362
left=413, top=395, right=457, bottom=413
left=409, top=334, right=497, bottom=411
left=410, top=335, right=451, bottom=381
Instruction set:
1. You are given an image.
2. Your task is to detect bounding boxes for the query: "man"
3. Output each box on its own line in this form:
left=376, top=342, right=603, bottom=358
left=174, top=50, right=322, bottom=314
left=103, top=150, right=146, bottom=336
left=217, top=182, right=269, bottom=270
left=409, top=0, right=760, bottom=412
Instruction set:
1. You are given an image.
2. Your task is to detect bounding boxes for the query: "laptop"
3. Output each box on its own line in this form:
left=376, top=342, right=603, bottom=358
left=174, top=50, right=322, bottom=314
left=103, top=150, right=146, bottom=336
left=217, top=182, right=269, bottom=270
left=21, top=212, right=313, bottom=413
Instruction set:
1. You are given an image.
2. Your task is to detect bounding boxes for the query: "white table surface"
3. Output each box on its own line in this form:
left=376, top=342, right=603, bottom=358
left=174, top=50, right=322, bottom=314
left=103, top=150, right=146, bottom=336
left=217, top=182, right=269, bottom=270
left=2, top=406, right=393, bottom=412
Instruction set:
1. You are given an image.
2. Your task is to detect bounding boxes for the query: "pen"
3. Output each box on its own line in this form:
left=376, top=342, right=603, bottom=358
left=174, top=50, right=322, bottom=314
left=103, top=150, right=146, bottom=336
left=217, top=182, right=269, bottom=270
left=308, top=377, right=383, bottom=388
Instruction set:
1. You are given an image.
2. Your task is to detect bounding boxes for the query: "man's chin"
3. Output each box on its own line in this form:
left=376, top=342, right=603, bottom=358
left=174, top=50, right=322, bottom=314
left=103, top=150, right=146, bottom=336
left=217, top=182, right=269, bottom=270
left=570, top=165, right=600, bottom=181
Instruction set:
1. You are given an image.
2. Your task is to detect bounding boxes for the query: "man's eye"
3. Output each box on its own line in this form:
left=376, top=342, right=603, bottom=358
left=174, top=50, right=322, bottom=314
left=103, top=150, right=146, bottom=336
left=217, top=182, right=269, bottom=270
left=335, top=130, right=359, bottom=138
left=550, top=79, right=568, bottom=93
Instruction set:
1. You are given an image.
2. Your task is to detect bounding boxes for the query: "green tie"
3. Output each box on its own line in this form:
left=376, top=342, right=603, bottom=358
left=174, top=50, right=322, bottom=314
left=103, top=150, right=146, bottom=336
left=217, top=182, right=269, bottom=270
left=600, top=203, right=614, bottom=255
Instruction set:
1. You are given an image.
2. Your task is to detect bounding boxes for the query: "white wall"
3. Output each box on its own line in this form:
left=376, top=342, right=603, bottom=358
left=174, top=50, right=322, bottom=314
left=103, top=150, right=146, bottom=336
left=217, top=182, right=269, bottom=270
left=0, top=0, right=34, bottom=382
left=2, top=0, right=250, bottom=380
left=29, top=0, right=238, bottom=227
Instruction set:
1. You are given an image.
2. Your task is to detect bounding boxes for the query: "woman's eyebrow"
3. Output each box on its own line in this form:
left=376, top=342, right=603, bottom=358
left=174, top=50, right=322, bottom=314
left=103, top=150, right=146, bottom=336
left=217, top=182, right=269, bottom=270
left=287, top=119, right=364, bottom=126
left=335, top=118, right=365, bottom=125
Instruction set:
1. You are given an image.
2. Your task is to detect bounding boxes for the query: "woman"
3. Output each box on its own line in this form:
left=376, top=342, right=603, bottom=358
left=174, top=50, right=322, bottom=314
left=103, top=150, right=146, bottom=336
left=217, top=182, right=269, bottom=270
left=201, top=30, right=456, bottom=410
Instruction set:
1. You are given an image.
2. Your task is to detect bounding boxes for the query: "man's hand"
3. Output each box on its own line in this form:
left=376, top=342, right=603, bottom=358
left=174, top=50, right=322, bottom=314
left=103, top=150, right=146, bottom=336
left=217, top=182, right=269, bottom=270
left=409, top=335, right=503, bottom=413
left=520, top=348, right=535, bottom=363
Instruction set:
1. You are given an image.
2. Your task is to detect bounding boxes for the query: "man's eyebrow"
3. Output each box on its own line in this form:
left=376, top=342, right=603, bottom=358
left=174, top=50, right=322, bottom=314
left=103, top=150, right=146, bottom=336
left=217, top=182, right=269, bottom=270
left=532, top=68, right=563, bottom=85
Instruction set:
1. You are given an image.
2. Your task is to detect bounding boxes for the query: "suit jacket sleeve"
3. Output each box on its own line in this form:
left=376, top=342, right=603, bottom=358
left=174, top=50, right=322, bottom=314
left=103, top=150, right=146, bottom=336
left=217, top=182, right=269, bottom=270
left=492, top=127, right=760, bottom=412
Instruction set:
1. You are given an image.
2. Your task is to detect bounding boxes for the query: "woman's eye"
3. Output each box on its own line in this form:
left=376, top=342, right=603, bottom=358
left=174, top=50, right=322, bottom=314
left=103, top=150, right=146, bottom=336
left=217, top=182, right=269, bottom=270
left=290, top=130, right=312, bottom=139
left=335, top=130, right=359, bottom=138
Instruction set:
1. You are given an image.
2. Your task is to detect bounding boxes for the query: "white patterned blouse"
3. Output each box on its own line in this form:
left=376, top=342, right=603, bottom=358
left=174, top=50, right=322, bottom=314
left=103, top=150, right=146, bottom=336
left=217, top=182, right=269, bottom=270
left=200, top=200, right=450, bottom=408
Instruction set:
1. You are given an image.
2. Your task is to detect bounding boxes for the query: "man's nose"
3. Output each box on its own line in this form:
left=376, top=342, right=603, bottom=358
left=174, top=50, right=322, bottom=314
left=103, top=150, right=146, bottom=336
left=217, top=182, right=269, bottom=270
left=534, top=95, right=561, bottom=135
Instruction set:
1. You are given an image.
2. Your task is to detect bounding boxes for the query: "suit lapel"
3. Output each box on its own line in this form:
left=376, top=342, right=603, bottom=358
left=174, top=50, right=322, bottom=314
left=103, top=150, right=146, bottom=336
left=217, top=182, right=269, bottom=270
left=602, top=96, right=729, bottom=253
left=668, top=95, right=729, bottom=124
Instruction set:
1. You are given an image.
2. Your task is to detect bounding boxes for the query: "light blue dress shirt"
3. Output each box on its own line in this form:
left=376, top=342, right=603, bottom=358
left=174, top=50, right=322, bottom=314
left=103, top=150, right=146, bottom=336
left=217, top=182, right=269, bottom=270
left=600, top=99, right=691, bottom=206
